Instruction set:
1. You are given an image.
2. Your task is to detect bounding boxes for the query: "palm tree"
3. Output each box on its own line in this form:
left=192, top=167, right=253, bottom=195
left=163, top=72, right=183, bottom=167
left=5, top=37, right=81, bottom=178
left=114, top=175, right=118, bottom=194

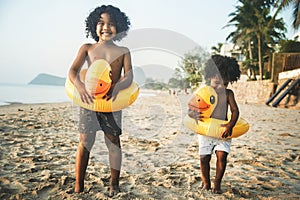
left=225, top=2, right=257, bottom=78
left=226, top=0, right=286, bottom=80
left=273, top=0, right=300, bottom=30
left=225, top=1, right=257, bottom=61
left=211, top=43, right=223, bottom=55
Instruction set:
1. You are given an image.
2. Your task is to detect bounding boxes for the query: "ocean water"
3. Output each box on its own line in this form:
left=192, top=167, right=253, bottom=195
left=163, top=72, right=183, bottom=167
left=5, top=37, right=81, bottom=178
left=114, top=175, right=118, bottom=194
left=0, top=83, right=153, bottom=106
left=0, top=84, right=70, bottom=105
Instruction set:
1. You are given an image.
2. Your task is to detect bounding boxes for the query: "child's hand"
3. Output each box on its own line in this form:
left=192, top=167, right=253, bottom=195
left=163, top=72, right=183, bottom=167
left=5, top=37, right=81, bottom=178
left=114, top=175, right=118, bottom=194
left=188, top=109, right=203, bottom=123
left=75, top=81, right=94, bottom=104
left=220, top=123, right=233, bottom=138
left=102, top=84, right=119, bottom=101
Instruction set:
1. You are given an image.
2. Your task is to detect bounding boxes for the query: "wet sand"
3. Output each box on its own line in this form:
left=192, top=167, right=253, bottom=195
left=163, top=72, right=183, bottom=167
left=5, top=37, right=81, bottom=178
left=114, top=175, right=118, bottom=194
left=0, top=91, right=299, bottom=199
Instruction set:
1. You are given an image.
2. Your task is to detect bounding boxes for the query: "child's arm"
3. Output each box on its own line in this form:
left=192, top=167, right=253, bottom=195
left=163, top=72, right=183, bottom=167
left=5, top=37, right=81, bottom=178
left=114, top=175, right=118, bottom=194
left=105, top=48, right=133, bottom=101
left=221, top=89, right=239, bottom=138
left=115, top=48, right=133, bottom=90
left=68, top=44, right=94, bottom=104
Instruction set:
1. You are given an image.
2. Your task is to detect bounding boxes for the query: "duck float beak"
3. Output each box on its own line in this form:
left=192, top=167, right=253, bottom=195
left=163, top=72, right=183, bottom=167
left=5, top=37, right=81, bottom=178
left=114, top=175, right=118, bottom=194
left=188, top=86, right=217, bottom=119
left=88, top=78, right=111, bottom=97
left=188, top=95, right=210, bottom=112
left=82, top=59, right=113, bottom=98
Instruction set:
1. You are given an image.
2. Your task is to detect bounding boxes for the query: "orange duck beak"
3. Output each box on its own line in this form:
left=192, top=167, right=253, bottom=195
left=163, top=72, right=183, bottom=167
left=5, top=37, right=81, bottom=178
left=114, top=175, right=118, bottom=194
left=90, top=79, right=111, bottom=97
left=83, top=59, right=113, bottom=98
left=188, top=95, right=210, bottom=112
left=188, top=86, right=218, bottom=119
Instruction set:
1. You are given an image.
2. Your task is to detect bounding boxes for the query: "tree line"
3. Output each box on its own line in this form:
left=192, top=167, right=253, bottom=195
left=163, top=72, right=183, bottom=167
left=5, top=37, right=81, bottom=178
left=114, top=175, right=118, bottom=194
left=145, top=0, right=300, bottom=90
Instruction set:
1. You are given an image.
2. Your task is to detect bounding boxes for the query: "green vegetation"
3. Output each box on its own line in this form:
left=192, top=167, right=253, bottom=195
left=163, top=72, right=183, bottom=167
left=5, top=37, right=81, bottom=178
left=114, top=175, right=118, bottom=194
left=143, top=78, right=168, bottom=90
left=225, top=0, right=287, bottom=80
left=211, top=43, right=223, bottom=55
left=168, top=77, right=189, bottom=89
left=144, top=46, right=210, bottom=90
left=148, top=1, right=299, bottom=89
left=273, top=0, right=300, bottom=30
left=174, top=47, right=210, bottom=88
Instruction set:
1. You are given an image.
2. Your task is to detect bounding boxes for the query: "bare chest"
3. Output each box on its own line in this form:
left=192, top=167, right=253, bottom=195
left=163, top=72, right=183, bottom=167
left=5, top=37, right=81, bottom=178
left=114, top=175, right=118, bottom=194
left=86, top=44, right=125, bottom=82
left=87, top=44, right=124, bottom=66
left=211, top=92, right=228, bottom=120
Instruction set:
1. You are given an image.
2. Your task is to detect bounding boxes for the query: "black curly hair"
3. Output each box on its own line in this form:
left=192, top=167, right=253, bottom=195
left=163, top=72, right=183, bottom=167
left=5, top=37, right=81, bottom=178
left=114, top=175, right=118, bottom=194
left=204, top=55, right=241, bottom=84
left=85, top=5, right=131, bottom=42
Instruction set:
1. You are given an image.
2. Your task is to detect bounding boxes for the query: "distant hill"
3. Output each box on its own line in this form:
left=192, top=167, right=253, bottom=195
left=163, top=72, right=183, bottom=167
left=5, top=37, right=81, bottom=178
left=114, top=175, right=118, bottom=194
left=29, top=73, right=66, bottom=86
left=140, top=64, right=175, bottom=83
left=28, top=65, right=174, bottom=86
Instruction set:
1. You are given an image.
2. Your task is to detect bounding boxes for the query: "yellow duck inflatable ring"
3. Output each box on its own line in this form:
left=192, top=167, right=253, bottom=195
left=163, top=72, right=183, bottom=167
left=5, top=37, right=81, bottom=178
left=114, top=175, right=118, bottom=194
left=184, top=86, right=249, bottom=138
left=65, top=59, right=139, bottom=112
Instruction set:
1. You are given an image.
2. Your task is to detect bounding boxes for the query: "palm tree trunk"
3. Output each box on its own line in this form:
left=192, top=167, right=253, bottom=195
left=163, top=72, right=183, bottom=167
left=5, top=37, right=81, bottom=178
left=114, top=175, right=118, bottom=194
left=257, top=33, right=263, bottom=80
left=248, top=39, right=253, bottom=60
left=248, top=39, right=256, bottom=80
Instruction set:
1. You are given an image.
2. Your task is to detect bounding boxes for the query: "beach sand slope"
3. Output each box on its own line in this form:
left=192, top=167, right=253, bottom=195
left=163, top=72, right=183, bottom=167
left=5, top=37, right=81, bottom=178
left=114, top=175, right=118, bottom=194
left=0, top=92, right=299, bottom=199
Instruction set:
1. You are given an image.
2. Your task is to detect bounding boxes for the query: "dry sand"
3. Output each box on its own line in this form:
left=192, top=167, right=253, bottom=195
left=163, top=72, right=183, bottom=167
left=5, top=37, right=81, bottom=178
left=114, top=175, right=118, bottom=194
left=0, top=90, right=299, bottom=199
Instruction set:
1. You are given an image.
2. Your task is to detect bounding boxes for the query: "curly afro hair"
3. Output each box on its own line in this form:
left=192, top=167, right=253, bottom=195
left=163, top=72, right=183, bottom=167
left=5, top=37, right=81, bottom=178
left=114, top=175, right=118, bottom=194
left=204, top=55, right=241, bottom=83
left=85, top=5, right=131, bottom=42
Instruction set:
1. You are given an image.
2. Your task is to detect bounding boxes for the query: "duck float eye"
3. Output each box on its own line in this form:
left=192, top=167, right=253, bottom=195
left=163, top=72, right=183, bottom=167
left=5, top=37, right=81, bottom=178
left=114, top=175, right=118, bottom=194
left=210, top=95, right=215, bottom=104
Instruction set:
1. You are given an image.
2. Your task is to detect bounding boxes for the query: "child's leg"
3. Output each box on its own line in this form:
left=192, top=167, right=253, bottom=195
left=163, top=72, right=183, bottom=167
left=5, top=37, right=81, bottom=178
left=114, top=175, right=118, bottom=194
left=213, top=150, right=228, bottom=194
left=104, top=133, right=122, bottom=195
left=200, top=154, right=212, bottom=190
left=75, top=132, right=96, bottom=193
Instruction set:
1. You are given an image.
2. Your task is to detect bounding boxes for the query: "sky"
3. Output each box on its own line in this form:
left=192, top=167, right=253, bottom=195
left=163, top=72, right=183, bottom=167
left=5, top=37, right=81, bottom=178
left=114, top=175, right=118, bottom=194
left=0, top=0, right=297, bottom=84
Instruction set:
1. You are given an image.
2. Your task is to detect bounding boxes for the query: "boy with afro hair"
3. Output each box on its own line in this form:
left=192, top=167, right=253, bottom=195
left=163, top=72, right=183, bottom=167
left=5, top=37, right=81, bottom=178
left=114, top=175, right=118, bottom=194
left=189, top=55, right=241, bottom=193
left=68, top=5, right=132, bottom=196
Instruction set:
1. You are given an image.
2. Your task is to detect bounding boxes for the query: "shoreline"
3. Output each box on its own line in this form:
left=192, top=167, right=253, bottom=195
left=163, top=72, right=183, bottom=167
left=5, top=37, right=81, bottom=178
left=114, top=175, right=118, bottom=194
left=0, top=85, right=299, bottom=110
left=0, top=88, right=163, bottom=107
left=0, top=93, right=299, bottom=199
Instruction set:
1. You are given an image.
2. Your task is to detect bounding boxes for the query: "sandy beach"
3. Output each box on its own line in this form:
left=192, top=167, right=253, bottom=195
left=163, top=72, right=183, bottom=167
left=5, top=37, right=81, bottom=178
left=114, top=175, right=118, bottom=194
left=0, top=91, right=299, bottom=199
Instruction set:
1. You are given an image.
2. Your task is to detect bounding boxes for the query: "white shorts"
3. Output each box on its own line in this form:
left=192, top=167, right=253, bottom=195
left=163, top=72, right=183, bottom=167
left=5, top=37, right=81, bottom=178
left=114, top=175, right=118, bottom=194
left=198, top=135, right=231, bottom=155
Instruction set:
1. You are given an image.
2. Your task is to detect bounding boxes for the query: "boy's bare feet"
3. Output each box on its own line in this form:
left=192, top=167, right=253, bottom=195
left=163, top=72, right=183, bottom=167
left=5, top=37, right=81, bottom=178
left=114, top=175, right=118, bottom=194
left=213, top=181, right=222, bottom=194
left=212, top=188, right=222, bottom=194
left=108, top=185, right=120, bottom=197
left=74, top=183, right=84, bottom=193
left=201, top=183, right=211, bottom=191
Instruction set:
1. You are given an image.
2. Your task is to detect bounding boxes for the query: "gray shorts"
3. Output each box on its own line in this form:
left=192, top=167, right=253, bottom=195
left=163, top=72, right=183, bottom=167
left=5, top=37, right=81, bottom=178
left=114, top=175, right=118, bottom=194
left=78, top=108, right=122, bottom=136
